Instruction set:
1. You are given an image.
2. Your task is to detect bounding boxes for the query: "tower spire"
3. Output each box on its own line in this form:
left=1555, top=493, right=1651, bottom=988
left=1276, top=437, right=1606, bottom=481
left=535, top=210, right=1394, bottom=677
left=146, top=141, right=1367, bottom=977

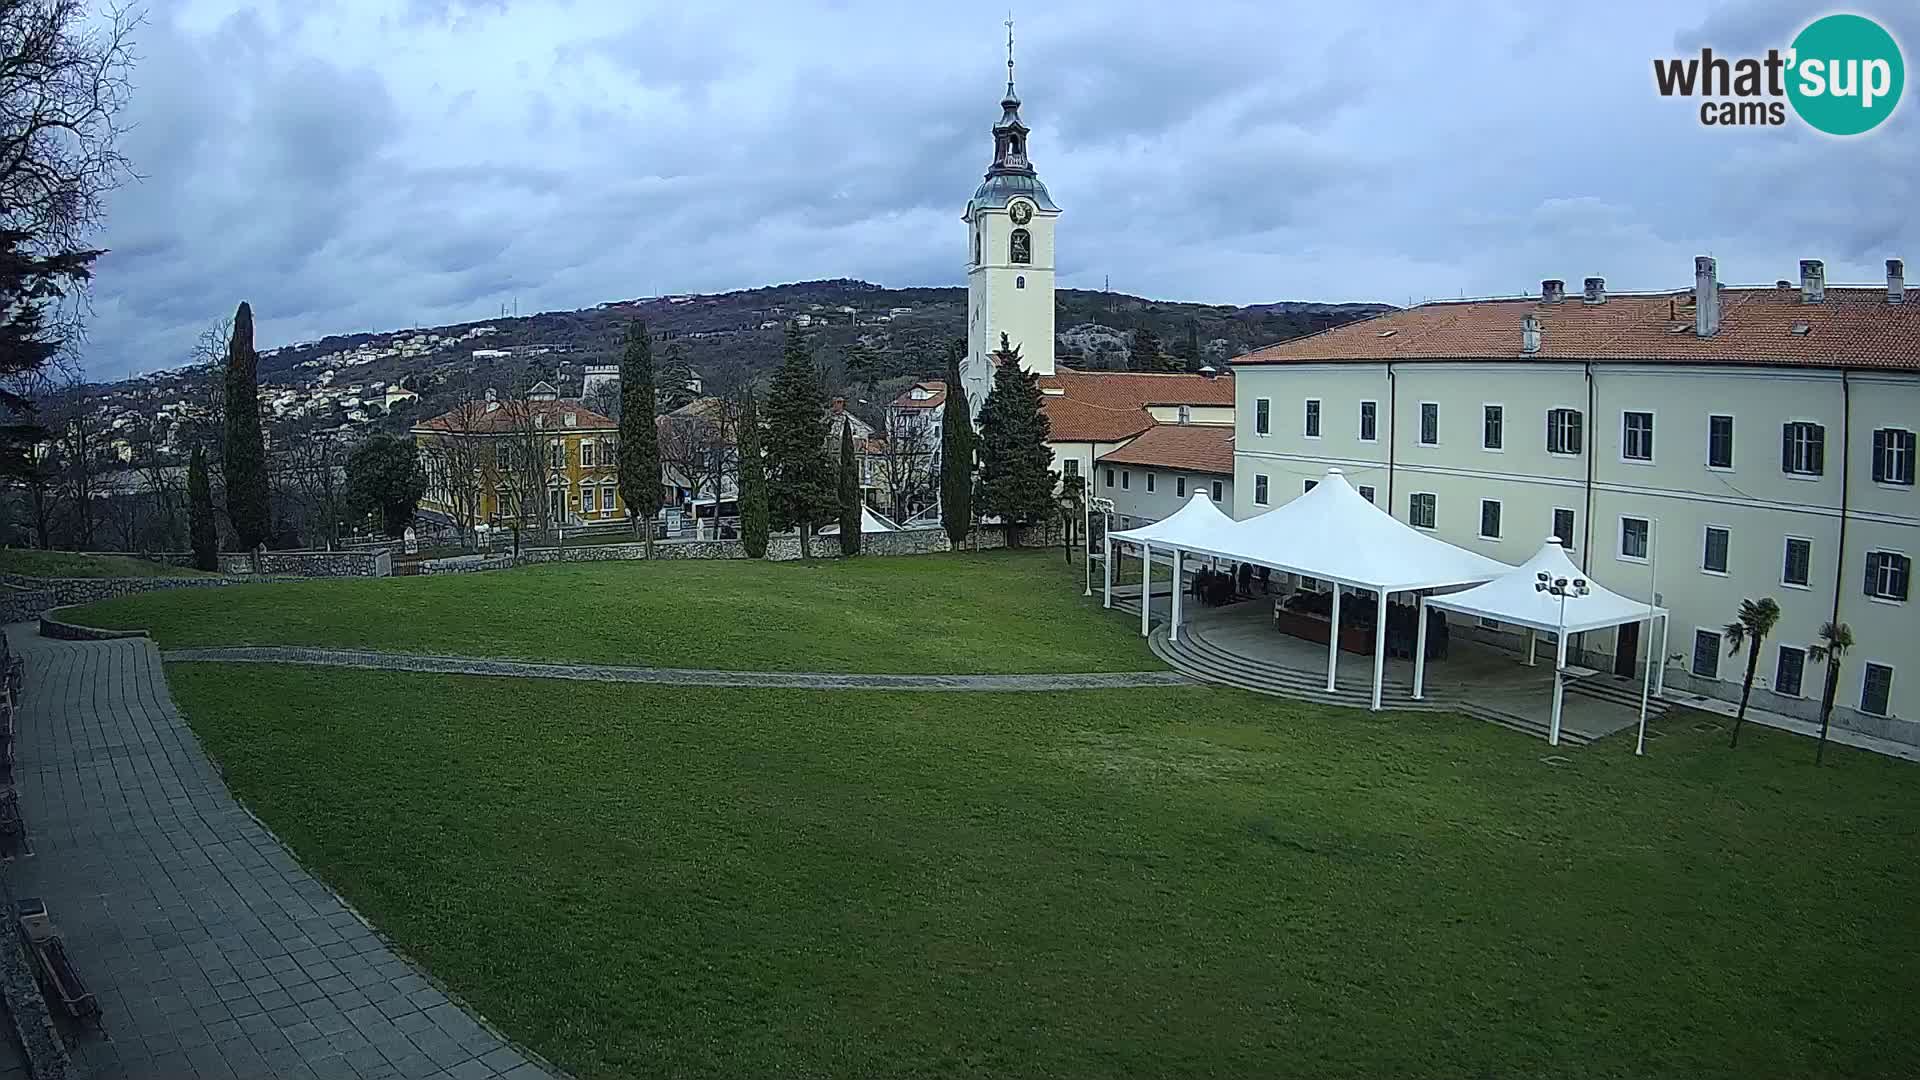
left=988, top=16, right=1032, bottom=177
left=1005, top=14, right=1016, bottom=99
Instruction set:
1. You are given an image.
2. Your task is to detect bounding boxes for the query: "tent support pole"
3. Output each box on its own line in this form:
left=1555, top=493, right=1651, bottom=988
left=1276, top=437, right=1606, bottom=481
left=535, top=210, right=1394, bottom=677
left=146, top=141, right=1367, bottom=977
left=1653, top=613, right=1668, bottom=696
left=1526, top=629, right=1537, bottom=666
left=1139, top=543, right=1152, bottom=638
left=1170, top=548, right=1184, bottom=642
left=1635, top=613, right=1654, bottom=756
left=1413, top=597, right=1430, bottom=699
left=1370, top=588, right=1387, bottom=711
left=1550, top=630, right=1569, bottom=747
left=1326, top=586, right=1342, bottom=692
left=1102, top=534, right=1113, bottom=609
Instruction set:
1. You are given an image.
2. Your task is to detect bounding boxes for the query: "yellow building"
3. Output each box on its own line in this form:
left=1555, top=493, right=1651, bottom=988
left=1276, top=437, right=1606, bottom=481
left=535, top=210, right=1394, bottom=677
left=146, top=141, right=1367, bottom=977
left=411, top=384, right=625, bottom=529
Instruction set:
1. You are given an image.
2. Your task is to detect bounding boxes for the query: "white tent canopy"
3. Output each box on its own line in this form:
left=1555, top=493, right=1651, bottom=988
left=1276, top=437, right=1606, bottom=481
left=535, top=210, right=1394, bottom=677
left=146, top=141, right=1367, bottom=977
left=1420, top=538, right=1669, bottom=746
left=819, top=504, right=900, bottom=535
left=1105, top=470, right=1508, bottom=711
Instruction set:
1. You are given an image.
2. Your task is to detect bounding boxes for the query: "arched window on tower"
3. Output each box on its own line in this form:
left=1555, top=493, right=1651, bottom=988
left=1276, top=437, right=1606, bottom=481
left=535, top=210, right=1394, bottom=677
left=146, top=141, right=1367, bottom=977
left=1010, top=228, right=1031, bottom=265
left=1016, top=276, right=1025, bottom=289
left=972, top=228, right=981, bottom=265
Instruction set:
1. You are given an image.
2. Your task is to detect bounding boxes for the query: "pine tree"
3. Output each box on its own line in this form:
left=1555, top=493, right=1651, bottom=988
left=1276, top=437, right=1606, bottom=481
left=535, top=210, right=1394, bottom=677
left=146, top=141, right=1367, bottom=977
left=975, top=334, right=1057, bottom=547
left=656, top=340, right=698, bottom=414
left=617, top=320, right=662, bottom=554
left=222, top=302, right=272, bottom=549
left=1128, top=327, right=1179, bottom=372
left=737, top=391, right=770, bottom=558
left=838, top=420, right=861, bottom=556
left=188, top=444, right=218, bottom=571
left=940, top=341, right=974, bottom=545
left=764, top=323, right=834, bottom=558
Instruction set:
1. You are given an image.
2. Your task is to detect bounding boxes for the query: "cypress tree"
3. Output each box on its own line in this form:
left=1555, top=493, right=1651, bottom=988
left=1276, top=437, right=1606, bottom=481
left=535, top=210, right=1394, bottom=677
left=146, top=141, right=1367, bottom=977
left=939, top=341, right=974, bottom=546
left=764, top=323, right=834, bottom=559
left=617, top=320, right=662, bottom=554
left=222, top=302, right=272, bottom=549
left=837, top=420, right=861, bottom=556
left=975, top=334, right=1057, bottom=547
left=737, top=391, right=770, bottom=558
left=188, top=444, right=218, bottom=571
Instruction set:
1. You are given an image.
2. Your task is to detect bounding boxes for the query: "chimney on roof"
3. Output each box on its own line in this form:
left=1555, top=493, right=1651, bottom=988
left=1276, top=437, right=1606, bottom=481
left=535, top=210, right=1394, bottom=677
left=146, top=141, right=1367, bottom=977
left=1583, top=277, right=1606, bottom=304
left=1888, top=258, right=1906, bottom=305
left=1799, top=259, right=1825, bottom=303
left=1694, top=256, right=1720, bottom=337
left=1541, top=279, right=1565, bottom=304
left=1521, top=313, right=1542, bottom=354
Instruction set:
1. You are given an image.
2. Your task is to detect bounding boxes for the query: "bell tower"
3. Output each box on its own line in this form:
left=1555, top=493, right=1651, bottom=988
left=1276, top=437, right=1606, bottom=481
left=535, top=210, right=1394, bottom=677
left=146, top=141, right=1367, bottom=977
left=961, top=19, right=1059, bottom=418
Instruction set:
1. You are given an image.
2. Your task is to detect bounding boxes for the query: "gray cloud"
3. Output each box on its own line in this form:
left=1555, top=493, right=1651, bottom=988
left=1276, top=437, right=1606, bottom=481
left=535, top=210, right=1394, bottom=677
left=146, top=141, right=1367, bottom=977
left=76, top=0, right=1920, bottom=380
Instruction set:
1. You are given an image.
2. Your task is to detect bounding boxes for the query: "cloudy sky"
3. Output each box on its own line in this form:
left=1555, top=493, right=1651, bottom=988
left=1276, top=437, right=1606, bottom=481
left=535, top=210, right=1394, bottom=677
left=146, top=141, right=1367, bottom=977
left=80, top=0, right=1918, bottom=380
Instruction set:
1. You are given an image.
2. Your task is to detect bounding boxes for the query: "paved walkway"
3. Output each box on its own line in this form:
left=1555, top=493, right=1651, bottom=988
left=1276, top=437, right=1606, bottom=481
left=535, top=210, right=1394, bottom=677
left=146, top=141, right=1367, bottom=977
left=5, top=628, right=557, bottom=1080
left=160, top=646, right=1194, bottom=691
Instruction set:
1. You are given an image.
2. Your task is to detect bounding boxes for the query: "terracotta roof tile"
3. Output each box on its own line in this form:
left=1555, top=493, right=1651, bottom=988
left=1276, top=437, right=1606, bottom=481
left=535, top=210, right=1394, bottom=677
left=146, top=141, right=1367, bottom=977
left=1236, top=286, right=1920, bottom=371
left=413, top=399, right=617, bottom=435
left=1096, top=423, right=1235, bottom=474
left=1039, top=366, right=1235, bottom=407
left=1039, top=396, right=1155, bottom=442
left=889, top=381, right=948, bottom=410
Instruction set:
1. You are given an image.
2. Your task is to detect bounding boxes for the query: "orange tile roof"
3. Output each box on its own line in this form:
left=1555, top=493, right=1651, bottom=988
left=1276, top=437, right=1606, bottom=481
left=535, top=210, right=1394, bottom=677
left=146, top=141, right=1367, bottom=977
left=1039, top=366, right=1235, bottom=407
left=1236, top=286, right=1920, bottom=371
left=1040, top=395, right=1156, bottom=443
left=889, top=381, right=947, bottom=410
left=1095, top=423, right=1235, bottom=474
left=413, top=399, right=617, bottom=435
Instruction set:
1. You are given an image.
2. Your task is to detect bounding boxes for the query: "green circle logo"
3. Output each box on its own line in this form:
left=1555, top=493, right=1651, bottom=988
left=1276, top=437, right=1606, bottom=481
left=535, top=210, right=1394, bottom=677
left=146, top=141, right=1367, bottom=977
left=1787, top=14, right=1904, bottom=135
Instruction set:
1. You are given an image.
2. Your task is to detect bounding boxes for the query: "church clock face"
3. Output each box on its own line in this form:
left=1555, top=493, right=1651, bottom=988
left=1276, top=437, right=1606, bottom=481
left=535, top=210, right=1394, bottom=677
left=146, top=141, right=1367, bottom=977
left=1009, top=200, right=1033, bottom=225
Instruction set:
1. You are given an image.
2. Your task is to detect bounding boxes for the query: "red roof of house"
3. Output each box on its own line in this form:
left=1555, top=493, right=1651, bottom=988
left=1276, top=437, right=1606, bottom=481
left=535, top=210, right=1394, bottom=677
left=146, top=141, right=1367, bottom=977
left=1095, top=423, right=1235, bottom=474
left=1039, top=395, right=1156, bottom=443
left=1236, top=285, right=1920, bottom=371
left=413, top=399, right=616, bottom=435
left=1037, top=366, right=1235, bottom=442
left=889, top=381, right=948, bottom=410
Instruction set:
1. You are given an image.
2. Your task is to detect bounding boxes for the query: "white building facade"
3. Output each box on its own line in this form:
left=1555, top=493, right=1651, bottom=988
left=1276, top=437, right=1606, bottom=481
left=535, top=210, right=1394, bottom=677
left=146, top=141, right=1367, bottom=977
left=1231, top=260, right=1918, bottom=745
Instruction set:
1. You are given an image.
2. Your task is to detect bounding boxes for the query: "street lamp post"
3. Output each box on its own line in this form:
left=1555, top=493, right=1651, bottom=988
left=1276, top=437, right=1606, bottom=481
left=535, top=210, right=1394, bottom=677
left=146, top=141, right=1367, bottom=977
left=1535, top=570, right=1590, bottom=747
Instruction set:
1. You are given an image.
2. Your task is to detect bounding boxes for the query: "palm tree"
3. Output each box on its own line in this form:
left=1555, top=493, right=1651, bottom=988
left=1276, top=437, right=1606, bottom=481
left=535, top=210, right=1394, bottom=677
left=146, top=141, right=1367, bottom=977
left=1807, top=620, right=1855, bottom=765
left=1723, top=597, right=1781, bottom=749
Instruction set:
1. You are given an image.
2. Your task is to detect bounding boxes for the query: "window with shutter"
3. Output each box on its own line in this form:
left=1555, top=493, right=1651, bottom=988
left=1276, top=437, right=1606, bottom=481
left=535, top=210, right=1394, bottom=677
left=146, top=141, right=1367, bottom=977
left=1774, top=646, right=1806, bottom=697
left=1783, top=422, right=1824, bottom=476
left=1860, top=663, right=1894, bottom=717
left=1866, top=551, right=1911, bottom=601
left=1875, top=428, right=1916, bottom=485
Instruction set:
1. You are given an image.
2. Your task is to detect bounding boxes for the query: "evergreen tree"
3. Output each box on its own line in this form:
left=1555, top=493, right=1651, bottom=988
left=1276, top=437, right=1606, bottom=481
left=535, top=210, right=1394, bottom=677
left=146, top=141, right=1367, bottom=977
left=188, top=444, right=218, bottom=570
left=1128, top=327, right=1179, bottom=372
left=837, top=420, right=861, bottom=556
left=764, top=323, right=834, bottom=558
left=0, top=226, right=99, bottom=484
left=939, top=341, right=974, bottom=545
left=975, top=334, right=1057, bottom=546
left=617, top=320, right=662, bottom=554
left=222, top=302, right=272, bottom=549
left=345, top=435, right=428, bottom=538
left=737, top=391, right=770, bottom=558
left=656, top=340, right=698, bottom=414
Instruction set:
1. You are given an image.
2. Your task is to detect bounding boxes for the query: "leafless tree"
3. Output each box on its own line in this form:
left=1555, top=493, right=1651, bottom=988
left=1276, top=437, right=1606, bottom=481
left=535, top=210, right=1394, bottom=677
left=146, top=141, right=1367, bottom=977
left=284, top=432, right=348, bottom=548
left=416, top=397, right=491, bottom=549
left=658, top=400, right=734, bottom=539
left=494, top=391, right=554, bottom=557
left=873, top=409, right=937, bottom=522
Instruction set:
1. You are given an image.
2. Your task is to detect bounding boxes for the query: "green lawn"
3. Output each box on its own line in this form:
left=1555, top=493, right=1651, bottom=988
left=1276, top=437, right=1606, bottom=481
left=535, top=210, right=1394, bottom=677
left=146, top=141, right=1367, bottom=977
left=0, top=549, right=211, bottom=578
left=67, top=550, right=1149, bottom=674
left=168, top=663, right=1920, bottom=1080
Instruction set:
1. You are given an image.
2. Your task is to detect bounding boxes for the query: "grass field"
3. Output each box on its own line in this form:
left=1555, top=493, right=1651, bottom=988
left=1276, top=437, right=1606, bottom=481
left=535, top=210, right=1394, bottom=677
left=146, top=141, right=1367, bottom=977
left=167, top=663, right=1920, bottom=1080
left=65, top=550, right=1149, bottom=674
left=0, top=549, right=211, bottom=578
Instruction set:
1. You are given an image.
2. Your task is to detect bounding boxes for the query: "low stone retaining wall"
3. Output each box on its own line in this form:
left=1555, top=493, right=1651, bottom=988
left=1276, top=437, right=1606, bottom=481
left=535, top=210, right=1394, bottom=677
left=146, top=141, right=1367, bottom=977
left=79, top=549, right=391, bottom=578
left=0, top=573, right=282, bottom=610
left=38, top=608, right=150, bottom=640
left=0, top=582, right=55, bottom=625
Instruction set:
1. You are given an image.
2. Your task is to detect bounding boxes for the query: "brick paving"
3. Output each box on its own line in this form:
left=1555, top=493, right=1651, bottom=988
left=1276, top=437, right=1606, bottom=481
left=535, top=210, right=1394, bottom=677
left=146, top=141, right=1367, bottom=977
left=160, top=645, right=1194, bottom=691
left=4, top=628, right=557, bottom=1080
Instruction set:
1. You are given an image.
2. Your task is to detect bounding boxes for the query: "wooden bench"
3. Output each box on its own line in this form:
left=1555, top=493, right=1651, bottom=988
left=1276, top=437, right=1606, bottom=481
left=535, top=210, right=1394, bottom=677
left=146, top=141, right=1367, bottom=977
left=15, top=899, right=101, bottom=1030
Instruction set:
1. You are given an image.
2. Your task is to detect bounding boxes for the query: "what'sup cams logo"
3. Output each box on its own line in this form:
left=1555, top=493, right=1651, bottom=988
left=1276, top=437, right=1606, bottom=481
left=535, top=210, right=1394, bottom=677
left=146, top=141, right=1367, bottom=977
left=1654, top=13, right=1904, bottom=134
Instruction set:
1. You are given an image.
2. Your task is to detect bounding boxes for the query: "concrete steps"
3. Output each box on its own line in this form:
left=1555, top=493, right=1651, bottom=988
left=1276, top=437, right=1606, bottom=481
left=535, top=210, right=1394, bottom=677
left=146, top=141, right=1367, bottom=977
left=1567, top=673, right=1670, bottom=718
left=1150, top=625, right=1591, bottom=746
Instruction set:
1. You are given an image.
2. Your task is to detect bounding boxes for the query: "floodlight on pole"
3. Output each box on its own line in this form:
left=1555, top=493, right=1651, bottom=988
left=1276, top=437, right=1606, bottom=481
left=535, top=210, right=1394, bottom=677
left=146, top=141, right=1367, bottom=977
left=1535, top=572, right=1590, bottom=746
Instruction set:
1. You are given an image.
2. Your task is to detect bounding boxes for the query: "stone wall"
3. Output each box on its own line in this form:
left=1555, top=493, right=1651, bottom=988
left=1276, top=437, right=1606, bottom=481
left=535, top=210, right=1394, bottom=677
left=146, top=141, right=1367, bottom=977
left=0, top=573, right=275, bottom=611
left=0, top=583, right=55, bottom=625
left=213, top=550, right=390, bottom=577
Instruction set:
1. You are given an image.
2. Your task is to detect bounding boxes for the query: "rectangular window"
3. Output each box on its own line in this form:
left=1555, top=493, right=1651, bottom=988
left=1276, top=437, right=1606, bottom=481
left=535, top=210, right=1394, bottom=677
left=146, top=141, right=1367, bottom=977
left=1865, top=551, right=1911, bottom=601
left=1782, top=421, right=1825, bottom=476
left=1359, top=401, right=1378, bottom=442
left=1419, top=402, right=1439, bottom=446
left=1553, top=508, right=1577, bottom=550
left=580, top=442, right=594, bottom=468
left=1783, top=538, right=1812, bottom=587
left=1410, top=492, right=1437, bottom=530
left=1692, top=629, right=1722, bottom=679
left=1175, top=476, right=1186, bottom=497
left=1255, top=398, right=1270, bottom=436
left=1064, top=459, right=1079, bottom=478
left=1121, top=470, right=1130, bottom=490
left=1874, top=427, right=1916, bottom=485
left=580, top=487, right=593, bottom=513
left=1254, top=474, right=1269, bottom=505
left=1860, top=663, right=1894, bottom=717
left=1483, top=405, right=1504, bottom=450
left=551, top=442, right=565, bottom=469
left=1547, top=408, right=1583, bottom=455
left=1480, top=617, right=1502, bottom=631
left=1146, top=472, right=1155, bottom=493
left=1211, top=480, right=1224, bottom=502
left=1359, top=484, right=1375, bottom=504
left=1479, top=499, right=1502, bottom=539
left=1104, top=468, right=1114, bottom=488
left=1620, top=516, right=1650, bottom=561
left=1177, top=405, right=1191, bottom=425
left=1775, top=646, right=1806, bottom=698
left=1623, top=411, right=1655, bottom=461
left=1304, top=480, right=1318, bottom=494
left=1708, top=414, right=1735, bottom=469
left=1703, top=526, right=1730, bottom=574
left=602, top=486, right=616, bottom=511
left=1304, top=399, right=1321, bottom=438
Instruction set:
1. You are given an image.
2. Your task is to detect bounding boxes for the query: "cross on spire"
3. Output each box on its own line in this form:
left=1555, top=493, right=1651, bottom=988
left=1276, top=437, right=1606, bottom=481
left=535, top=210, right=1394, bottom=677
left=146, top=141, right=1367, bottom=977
left=1005, top=14, right=1015, bottom=89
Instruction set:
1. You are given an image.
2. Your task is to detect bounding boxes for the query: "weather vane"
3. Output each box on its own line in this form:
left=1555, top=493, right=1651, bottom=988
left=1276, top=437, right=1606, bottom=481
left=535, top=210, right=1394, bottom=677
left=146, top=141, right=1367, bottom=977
left=1005, top=13, right=1015, bottom=82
